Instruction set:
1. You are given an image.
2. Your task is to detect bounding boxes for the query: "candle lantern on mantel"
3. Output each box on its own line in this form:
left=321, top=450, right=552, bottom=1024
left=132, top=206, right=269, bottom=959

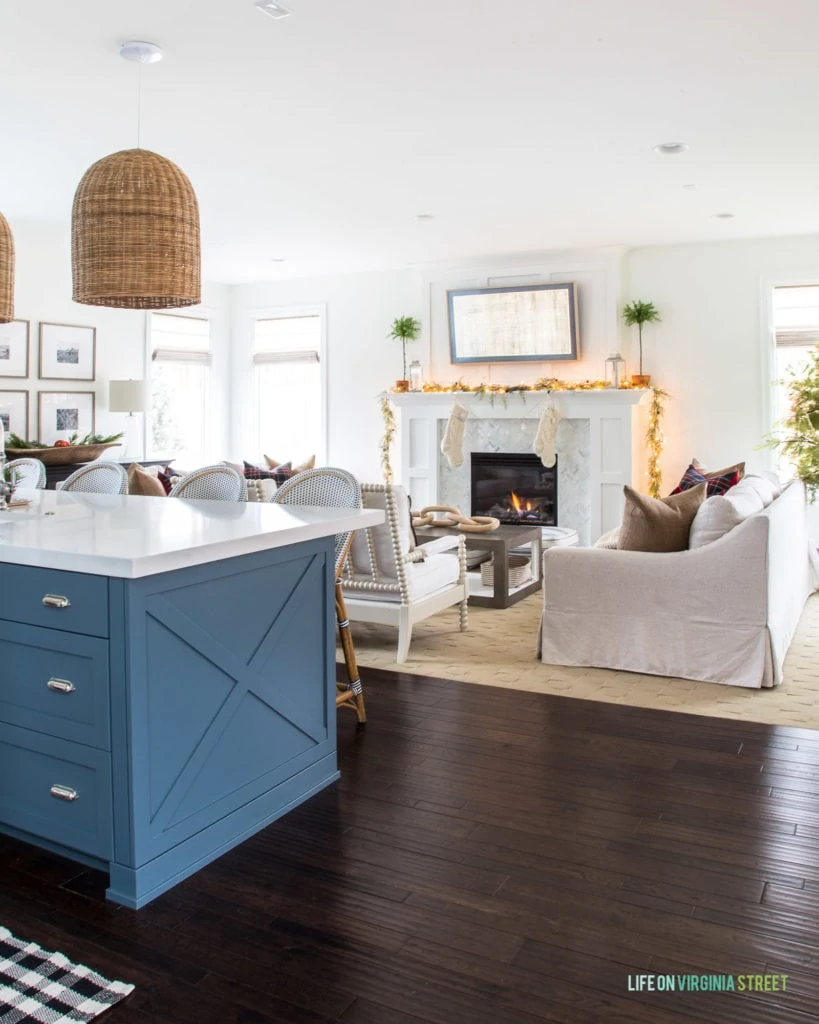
left=408, top=360, right=424, bottom=391
left=605, top=352, right=627, bottom=388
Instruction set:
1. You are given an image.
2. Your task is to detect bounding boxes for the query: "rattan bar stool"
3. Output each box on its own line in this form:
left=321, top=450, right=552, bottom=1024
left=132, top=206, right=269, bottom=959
left=169, top=464, right=247, bottom=501
left=62, top=461, right=128, bottom=494
left=7, top=457, right=47, bottom=490
left=272, top=467, right=367, bottom=723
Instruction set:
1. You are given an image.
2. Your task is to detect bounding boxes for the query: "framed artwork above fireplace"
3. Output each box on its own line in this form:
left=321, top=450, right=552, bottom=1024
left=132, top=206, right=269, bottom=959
left=448, top=282, right=579, bottom=363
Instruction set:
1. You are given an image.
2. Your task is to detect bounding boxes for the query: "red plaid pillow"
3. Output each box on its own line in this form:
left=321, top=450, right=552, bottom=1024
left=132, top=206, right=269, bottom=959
left=156, top=468, right=174, bottom=494
left=243, top=461, right=293, bottom=485
left=670, top=463, right=741, bottom=497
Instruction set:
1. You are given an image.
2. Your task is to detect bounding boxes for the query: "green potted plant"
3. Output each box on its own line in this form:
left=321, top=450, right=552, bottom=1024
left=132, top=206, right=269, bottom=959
left=621, top=300, right=661, bottom=386
left=768, top=346, right=819, bottom=498
left=388, top=316, right=421, bottom=392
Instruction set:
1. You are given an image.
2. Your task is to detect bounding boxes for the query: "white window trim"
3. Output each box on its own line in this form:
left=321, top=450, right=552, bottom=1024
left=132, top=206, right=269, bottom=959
left=246, top=303, right=328, bottom=464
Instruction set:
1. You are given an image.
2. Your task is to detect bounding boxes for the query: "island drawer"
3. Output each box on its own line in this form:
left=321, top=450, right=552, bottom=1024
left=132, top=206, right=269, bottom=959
left=0, top=722, right=112, bottom=860
left=0, top=566, right=108, bottom=638
left=0, top=621, right=110, bottom=749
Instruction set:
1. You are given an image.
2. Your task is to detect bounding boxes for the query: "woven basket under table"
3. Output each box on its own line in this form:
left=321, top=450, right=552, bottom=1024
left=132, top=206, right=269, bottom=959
left=480, top=553, right=532, bottom=588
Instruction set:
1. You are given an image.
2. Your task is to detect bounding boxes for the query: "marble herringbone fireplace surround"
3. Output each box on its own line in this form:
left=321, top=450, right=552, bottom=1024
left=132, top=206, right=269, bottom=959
left=388, top=390, right=650, bottom=547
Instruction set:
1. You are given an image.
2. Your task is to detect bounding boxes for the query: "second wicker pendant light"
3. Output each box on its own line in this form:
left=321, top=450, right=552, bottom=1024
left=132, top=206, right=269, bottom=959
left=0, top=211, right=14, bottom=323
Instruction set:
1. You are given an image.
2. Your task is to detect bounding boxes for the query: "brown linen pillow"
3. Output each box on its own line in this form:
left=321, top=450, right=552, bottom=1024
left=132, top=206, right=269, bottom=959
left=618, top=482, right=707, bottom=552
left=127, top=463, right=167, bottom=497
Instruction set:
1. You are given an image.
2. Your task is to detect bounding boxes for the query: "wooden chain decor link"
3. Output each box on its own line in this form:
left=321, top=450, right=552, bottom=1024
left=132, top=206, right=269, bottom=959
left=411, top=505, right=500, bottom=533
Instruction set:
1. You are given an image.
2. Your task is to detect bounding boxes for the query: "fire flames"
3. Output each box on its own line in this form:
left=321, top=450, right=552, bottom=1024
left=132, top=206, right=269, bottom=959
left=510, top=491, right=534, bottom=514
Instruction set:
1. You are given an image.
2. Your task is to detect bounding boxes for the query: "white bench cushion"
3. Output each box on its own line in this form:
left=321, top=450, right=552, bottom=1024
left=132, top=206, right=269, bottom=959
left=346, top=549, right=460, bottom=602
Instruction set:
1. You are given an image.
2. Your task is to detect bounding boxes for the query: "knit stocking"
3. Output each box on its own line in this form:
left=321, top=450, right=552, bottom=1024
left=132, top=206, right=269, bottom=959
left=441, top=403, right=469, bottom=469
left=533, top=401, right=561, bottom=469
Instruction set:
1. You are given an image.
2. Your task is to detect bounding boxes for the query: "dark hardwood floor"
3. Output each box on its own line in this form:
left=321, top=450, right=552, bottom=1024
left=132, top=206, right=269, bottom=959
left=2, top=667, right=819, bottom=1023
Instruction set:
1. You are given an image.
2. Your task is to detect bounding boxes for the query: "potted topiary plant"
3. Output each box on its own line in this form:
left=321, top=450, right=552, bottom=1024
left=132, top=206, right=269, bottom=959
left=767, top=346, right=819, bottom=498
left=388, top=316, right=421, bottom=392
left=621, top=300, right=661, bottom=387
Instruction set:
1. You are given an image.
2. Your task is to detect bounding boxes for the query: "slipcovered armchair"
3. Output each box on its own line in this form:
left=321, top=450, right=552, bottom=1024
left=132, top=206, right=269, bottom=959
left=342, top=483, right=468, bottom=663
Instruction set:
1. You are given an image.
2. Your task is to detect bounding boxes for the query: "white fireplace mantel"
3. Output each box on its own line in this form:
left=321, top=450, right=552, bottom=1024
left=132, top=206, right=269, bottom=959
left=387, top=389, right=651, bottom=544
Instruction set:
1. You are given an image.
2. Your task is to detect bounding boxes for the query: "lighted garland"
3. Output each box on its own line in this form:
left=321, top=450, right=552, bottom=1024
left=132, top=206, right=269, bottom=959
left=379, top=381, right=668, bottom=495
left=379, top=394, right=396, bottom=484
left=408, top=376, right=619, bottom=394
left=647, top=387, right=668, bottom=498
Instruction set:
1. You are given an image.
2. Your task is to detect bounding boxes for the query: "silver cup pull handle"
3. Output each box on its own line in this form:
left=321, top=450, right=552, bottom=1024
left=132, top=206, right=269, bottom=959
left=42, top=594, right=71, bottom=609
left=50, top=785, right=79, bottom=802
left=47, top=677, right=76, bottom=694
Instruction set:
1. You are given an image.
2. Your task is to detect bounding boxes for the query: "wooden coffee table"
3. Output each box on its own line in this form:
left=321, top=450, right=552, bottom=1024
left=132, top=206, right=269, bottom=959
left=415, top=523, right=543, bottom=609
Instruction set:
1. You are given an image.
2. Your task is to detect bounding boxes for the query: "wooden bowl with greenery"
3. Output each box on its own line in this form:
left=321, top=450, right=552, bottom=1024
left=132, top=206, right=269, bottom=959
left=5, top=432, right=124, bottom=466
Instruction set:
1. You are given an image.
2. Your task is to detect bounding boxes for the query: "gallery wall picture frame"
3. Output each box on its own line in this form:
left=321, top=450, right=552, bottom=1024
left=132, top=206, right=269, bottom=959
left=448, top=282, right=579, bottom=363
left=0, top=390, right=29, bottom=437
left=38, top=390, right=95, bottom=445
left=39, top=322, right=97, bottom=381
left=0, top=320, right=31, bottom=378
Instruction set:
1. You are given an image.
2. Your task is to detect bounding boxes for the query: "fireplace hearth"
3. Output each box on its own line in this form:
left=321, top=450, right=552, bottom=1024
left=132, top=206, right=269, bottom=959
left=471, top=452, right=557, bottom=527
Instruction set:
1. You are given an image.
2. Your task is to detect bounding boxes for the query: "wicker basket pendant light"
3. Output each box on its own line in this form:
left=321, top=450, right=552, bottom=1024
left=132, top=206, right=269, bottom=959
left=72, top=148, right=200, bottom=309
left=71, top=41, right=201, bottom=310
left=0, top=211, right=14, bottom=323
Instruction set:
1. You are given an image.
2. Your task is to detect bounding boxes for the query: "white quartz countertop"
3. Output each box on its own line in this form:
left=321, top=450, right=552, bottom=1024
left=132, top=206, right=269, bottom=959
left=0, top=490, right=384, bottom=578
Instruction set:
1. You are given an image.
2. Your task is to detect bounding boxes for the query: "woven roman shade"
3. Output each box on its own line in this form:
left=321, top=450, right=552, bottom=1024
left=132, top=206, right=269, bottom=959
left=71, top=148, right=201, bottom=309
left=0, top=211, right=14, bottom=323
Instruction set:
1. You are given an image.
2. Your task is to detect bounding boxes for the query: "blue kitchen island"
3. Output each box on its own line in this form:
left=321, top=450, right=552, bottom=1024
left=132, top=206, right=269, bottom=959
left=0, top=489, right=382, bottom=908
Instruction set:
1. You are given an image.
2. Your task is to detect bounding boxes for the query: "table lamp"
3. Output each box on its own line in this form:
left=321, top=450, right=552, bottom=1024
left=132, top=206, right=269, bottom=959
left=109, top=379, right=149, bottom=458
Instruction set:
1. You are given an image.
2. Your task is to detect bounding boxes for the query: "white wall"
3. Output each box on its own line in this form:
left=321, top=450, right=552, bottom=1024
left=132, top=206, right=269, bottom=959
left=229, top=251, right=624, bottom=481
left=14, top=217, right=816, bottom=530
left=625, top=234, right=819, bottom=480
left=9, top=220, right=229, bottom=458
left=423, top=248, right=624, bottom=387
left=230, top=269, right=422, bottom=480
left=231, top=237, right=819, bottom=534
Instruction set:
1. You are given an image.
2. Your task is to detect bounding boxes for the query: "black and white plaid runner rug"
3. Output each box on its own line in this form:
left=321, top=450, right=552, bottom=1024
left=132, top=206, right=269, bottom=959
left=0, top=927, right=133, bottom=1023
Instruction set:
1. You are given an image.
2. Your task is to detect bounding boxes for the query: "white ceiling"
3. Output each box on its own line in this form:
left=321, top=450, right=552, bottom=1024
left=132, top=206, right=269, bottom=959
left=2, top=0, right=819, bottom=283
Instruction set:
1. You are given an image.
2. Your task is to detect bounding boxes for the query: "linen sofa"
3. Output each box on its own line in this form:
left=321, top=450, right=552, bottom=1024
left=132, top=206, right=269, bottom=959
left=539, top=479, right=817, bottom=688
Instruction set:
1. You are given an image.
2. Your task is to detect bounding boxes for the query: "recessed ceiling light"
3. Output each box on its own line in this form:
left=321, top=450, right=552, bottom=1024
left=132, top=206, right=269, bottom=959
left=715, top=212, right=735, bottom=219
left=416, top=213, right=435, bottom=221
left=653, top=142, right=689, bottom=155
left=255, top=0, right=292, bottom=18
left=119, top=40, right=163, bottom=64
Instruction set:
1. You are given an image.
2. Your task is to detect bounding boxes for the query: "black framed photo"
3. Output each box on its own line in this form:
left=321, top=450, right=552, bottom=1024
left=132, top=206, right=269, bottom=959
left=448, top=283, right=579, bottom=363
left=39, top=322, right=97, bottom=381
left=38, top=390, right=95, bottom=445
left=0, top=390, right=29, bottom=437
left=0, top=320, right=31, bottom=378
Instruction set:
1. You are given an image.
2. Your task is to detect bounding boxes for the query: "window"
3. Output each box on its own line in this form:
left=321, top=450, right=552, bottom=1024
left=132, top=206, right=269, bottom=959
left=771, top=286, right=819, bottom=477
left=772, top=286, right=819, bottom=424
left=150, top=313, right=211, bottom=464
left=253, top=313, right=323, bottom=462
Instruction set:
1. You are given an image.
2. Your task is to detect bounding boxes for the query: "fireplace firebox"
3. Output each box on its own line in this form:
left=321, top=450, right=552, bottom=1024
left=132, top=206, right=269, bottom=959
left=470, top=452, right=557, bottom=527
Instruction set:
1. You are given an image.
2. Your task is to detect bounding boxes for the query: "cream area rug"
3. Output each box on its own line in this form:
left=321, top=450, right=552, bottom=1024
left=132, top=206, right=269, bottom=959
left=345, top=593, right=819, bottom=730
